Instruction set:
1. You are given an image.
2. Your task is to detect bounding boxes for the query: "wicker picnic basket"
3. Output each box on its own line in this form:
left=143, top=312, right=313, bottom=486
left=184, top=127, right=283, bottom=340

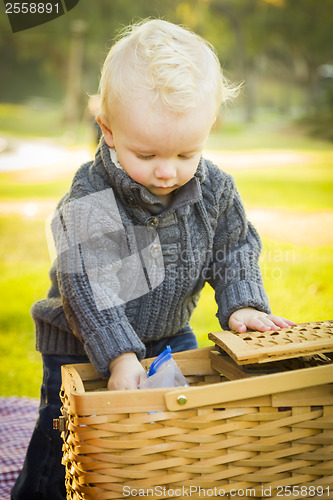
left=58, top=321, right=333, bottom=500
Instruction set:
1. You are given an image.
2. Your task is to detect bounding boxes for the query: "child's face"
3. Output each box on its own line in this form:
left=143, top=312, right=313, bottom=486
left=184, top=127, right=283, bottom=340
left=98, top=96, right=215, bottom=203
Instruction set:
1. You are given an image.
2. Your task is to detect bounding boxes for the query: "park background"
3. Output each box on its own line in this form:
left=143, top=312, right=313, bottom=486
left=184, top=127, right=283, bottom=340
left=0, top=0, right=332, bottom=398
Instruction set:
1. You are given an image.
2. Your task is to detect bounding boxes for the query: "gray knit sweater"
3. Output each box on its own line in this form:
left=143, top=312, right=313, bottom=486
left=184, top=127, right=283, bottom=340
left=32, top=138, right=270, bottom=377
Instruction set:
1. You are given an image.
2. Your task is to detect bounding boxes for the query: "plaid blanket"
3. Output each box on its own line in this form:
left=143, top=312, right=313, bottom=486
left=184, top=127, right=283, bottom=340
left=0, top=397, right=39, bottom=500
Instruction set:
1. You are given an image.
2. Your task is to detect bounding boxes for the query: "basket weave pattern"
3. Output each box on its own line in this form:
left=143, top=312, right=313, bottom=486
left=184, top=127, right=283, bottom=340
left=59, top=352, right=333, bottom=500
left=61, top=404, right=333, bottom=499
left=208, top=321, right=333, bottom=365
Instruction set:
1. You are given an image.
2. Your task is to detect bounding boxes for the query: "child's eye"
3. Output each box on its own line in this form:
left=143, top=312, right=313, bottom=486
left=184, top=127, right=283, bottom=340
left=137, top=153, right=155, bottom=160
left=178, top=154, right=194, bottom=160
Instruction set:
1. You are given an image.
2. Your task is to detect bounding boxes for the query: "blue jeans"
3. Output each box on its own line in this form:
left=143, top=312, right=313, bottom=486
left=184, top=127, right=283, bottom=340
left=11, top=327, right=197, bottom=500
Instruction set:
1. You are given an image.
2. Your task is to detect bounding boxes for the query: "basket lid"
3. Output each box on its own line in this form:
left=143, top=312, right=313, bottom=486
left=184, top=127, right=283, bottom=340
left=208, top=320, right=333, bottom=365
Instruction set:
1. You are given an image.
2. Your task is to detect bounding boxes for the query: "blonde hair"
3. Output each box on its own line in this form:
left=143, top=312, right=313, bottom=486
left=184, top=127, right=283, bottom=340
left=98, top=19, right=238, bottom=118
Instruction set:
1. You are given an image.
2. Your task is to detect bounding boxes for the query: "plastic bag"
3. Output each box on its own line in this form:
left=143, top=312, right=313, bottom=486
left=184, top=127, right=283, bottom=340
left=139, top=346, right=188, bottom=389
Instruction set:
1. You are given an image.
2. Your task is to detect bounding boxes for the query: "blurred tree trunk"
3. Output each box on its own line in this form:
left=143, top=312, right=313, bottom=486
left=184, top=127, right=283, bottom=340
left=209, top=0, right=259, bottom=122
left=64, top=20, right=87, bottom=131
left=265, top=0, right=333, bottom=116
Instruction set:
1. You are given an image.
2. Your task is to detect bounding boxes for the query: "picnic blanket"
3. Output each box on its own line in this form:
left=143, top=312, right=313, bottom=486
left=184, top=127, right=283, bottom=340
left=0, top=397, right=39, bottom=500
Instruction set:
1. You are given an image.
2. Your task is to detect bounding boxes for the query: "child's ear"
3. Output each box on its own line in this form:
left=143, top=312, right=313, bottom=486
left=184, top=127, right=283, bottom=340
left=96, top=115, right=115, bottom=148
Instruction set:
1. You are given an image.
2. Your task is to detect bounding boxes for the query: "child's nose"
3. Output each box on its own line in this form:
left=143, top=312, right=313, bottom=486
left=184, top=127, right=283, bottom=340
left=154, top=161, right=177, bottom=179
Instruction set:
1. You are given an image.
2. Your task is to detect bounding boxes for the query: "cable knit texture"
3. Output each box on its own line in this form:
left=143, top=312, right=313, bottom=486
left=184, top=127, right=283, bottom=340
left=32, top=138, right=271, bottom=377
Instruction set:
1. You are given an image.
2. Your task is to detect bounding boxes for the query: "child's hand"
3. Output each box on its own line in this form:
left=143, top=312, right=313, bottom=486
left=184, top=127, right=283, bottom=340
left=108, top=352, right=147, bottom=390
left=229, top=307, right=295, bottom=333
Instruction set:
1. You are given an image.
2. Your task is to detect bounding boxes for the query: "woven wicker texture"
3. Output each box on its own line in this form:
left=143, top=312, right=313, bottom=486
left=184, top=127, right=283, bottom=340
left=209, top=320, right=333, bottom=365
left=59, top=347, right=333, bottom=500
left=61, top=405, right=333, bottom=500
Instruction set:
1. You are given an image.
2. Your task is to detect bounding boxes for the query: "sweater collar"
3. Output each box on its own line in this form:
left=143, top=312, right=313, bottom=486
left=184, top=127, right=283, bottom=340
left=94, top=138, right=205, bottom=215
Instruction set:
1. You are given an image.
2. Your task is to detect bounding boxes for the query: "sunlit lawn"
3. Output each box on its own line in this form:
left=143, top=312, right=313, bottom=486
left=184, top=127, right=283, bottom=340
left=0, top=106, right=332, bottom=397
left=193, top=240, right=333, bottom=346
left=232, top=161, right=333, bottom=212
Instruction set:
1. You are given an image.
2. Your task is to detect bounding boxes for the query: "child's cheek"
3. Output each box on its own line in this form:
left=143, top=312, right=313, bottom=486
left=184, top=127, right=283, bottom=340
left=130, top=166, right=149, bottom=185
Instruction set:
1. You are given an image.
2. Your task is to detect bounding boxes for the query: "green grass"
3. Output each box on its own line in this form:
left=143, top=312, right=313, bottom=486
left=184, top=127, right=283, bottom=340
left=0, top=174, right=71, bottom=200
left=206, top=124, right=333, bottom=212
left=0, top=103, right=65, bottom=138
left=232, top=159, right=333, bottom=212
left=207, top=117, right=333, bottom=152
left=0, top=216, right=50, bottom=397
left=194, top=240, right=333, bottom=347
left=261, top=240, right=333, bottom=322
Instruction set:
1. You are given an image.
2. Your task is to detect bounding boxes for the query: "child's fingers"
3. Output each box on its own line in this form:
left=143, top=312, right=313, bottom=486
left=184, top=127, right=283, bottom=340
left=248, top=317, right=280, bottom=332
left=228, top=317, right=247, bottom=333
left=228, top=310, right=296, bottom=334
left=229, top=313, right=275, bottom=332
left=267, top=315, right=296, bottom=329
left=108, top=374, right=139, bottom=391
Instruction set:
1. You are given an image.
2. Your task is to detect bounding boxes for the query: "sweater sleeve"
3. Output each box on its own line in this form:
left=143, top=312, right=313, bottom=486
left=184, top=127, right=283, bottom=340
left=52, top=189, right=146, bottom=378
left=59, top=270, right=146, bottom=378
left=205, top=173, right=271, bottom=330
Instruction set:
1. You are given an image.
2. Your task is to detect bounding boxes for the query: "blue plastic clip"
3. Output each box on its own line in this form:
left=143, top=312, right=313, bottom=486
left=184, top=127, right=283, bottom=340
left=148, top=345, right=172, bottom=377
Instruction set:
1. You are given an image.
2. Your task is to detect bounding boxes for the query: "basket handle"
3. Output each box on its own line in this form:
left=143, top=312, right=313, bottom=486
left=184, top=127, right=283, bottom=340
left=61, top=364, right=87, bottom=395
left=165, top=364, right=333, bottom=411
